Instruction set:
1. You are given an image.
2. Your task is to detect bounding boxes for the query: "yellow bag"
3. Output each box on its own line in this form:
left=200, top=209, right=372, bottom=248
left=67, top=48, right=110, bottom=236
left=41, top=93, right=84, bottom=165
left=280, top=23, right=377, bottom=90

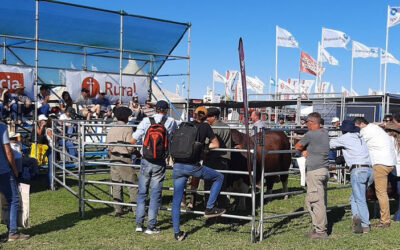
left=30, top=143, right=48, bottom=166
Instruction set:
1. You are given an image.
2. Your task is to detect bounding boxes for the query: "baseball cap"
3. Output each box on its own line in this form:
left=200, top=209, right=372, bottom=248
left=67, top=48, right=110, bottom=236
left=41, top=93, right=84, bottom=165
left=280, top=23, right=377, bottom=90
left=194, top=106, right=207, bottom=116
left=331, top=117, right=340, bottom=123
left=155, top=100, right=169, bottom=110
left=38, top=114, right=48, bottom=121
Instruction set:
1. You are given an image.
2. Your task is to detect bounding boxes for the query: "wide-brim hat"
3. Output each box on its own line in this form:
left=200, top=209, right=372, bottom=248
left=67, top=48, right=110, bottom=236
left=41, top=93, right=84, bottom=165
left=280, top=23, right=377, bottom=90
left=38, top=114, right=48, bottom=121
left=340, top=120, right=360, bottom=133
left=384, top=122, right=400, bottom=133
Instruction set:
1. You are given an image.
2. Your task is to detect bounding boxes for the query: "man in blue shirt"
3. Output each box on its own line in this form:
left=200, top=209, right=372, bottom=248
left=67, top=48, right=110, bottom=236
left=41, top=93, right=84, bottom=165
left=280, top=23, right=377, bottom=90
left=131, top=100, right=177, bottom=235
left=330, top=120, right=373, bottom=234
left=0, top=123, right=30, bottom=241
left=94, top=90, right=112, bottom=118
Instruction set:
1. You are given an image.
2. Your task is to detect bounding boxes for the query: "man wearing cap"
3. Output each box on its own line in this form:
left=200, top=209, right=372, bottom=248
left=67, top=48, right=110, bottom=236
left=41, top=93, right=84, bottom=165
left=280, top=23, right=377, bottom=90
left=171, top=106, right=224, bottom=241
left=75, top=88, right=100, bottom=120
left=93, top=90, right=111, bottom=118
left=294, top=112, right=330, bottom=239
left=10, top=83, right=32, bottom=123
left=204, top=107, right=231, bottom=208
left=131, top=100, right=177, bottom=234
left=106, top=106, right=138, bottom=217
left=354, top=117, right=396, bottom=228
left=330, top=120, right=373, bottom=233
left=0, top=121, right=30, bottom=241
left=37, top=85, right=50, bottom=116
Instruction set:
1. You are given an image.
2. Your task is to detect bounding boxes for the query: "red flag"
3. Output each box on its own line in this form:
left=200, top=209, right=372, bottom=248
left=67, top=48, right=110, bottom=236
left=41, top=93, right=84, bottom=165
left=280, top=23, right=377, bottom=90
left=238, top=38, right=252, bottom=184
left=300, top=51, right=324, bottom=76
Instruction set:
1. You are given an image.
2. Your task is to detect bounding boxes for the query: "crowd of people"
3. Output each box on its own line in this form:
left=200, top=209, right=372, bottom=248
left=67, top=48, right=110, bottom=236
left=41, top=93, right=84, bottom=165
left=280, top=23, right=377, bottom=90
left=1, top=84, right=400, bottom=242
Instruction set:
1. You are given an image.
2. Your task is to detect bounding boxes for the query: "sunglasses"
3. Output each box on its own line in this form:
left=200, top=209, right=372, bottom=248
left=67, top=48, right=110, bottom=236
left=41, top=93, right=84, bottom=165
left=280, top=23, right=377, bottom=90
left=383, top=119, right=392, bottom=122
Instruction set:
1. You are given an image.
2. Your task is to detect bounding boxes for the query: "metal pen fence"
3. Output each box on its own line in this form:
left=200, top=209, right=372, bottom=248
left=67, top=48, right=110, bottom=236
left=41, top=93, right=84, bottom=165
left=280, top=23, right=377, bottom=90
left=50, top=119, right=350, bottom=243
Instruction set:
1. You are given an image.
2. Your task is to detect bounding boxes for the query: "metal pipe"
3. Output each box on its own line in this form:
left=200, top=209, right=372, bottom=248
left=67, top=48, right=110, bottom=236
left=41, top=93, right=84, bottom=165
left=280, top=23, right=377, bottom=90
left=263, top=185, right=351, bottom=199
left=186, top=26, right=191, bottom=121
left=118, top=11, right=123, bottom=103
left=259, top=128, right=265, bottom=241
left=250, top=127, right=257, bottom=243
left=34, top=0, right=39, bottom=160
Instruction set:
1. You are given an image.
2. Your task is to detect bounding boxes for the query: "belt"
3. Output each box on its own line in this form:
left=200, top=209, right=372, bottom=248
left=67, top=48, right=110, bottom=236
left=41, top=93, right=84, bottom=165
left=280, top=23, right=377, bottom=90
left=350, top=164, right=371, bottom=171
left=111, top=152, right=131, bottom=158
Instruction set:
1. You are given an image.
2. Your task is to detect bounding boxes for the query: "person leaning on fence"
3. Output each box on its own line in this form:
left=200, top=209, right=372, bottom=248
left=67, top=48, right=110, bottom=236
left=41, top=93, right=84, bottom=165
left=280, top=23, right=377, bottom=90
left=131, top=100, right=177, bottom=235
left=106, top=106, right=138, bottom=217
left=0, top=122, right=30, bottom=241
left=383, top=122, right=400, bottom=222
left=170, top=106, right=225, bottom=241
left=330, top=120, right=373, bottom=234
left=294, top=112, right=330, bottom=239
left=204, top=107, right=231, bottom=209
left=354, top=117, right=396, bottom=228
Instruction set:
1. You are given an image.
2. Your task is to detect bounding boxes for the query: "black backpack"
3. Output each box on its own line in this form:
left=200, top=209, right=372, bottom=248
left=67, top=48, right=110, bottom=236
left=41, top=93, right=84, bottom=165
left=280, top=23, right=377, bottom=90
left=169, top=122, right=203, bottom=164
left=143, top=117, right=168, bottom=162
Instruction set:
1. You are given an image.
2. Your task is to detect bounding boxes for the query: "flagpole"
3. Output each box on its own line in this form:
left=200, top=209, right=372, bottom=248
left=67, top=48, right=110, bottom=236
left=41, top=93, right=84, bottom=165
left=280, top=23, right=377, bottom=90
left=350, top=41, right=354, bottom=94
left=383, top=5, right=390, bottom=104
left=379, top=49, right=382, bottom=92
left=268, top=76, right=272, bottom=100
left=275, top=25, right=278, bottom=100
left=316, top=41, right=321, bottom=98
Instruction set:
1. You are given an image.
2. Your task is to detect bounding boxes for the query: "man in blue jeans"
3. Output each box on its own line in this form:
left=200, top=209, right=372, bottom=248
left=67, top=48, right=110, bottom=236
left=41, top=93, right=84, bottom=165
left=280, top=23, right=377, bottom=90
left=0, top=122, right=30, bottom=241
left=330, top=120, right=373, bottom=234
left=131, top=100, right=177, bottom=234
left=171, top=106, right=225, bottom=241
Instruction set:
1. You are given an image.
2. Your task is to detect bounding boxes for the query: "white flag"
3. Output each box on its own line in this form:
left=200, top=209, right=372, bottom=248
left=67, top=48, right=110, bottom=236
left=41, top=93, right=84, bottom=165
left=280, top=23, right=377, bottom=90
left=254, top=77, right=265, bottom=94
left=341, top=86, right=349, bottom=97
left=225, top=70, right=238, bottom=100
left=322, top=28, right=350, bottom=48
left=245, top=76, right=264, bottom=94
left=368, top=88, right=377, bottom=95
left=278, top=79, right=295, bottom=100
left=381, top=49, right=400, bottom=65
left=213, top=70, right=226, bottom=83
left=314, top=81, right=330, bottom=94
left=276, top=26, right=299, bottom=48
left=388, top=7, right=400, bottom=27
left=350, top=89, right=359, bottom=96
left=352, top=41, right=379, bottom=58
left=320, top=45, right=339, bottom=65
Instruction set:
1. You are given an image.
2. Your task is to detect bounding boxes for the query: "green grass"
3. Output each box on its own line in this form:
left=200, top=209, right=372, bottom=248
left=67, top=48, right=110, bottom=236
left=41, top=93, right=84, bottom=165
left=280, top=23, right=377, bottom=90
left=1, top=171, right=400, bottom=249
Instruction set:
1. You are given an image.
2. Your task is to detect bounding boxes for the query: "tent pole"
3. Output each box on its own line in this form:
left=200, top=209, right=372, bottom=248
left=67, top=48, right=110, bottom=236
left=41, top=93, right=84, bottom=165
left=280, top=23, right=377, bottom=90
left=118, top=11, right=124, bottom=103
left=34, top=0, right=39, bottom=158
left=186, top=26, right=191, bottom=122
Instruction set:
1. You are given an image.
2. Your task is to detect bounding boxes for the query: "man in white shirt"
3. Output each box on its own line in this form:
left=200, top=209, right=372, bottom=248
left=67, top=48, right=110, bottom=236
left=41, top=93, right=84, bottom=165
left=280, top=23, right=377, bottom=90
left=250, top=110, right=267, bottom=136
left=354, top=117, right=396, bottom=227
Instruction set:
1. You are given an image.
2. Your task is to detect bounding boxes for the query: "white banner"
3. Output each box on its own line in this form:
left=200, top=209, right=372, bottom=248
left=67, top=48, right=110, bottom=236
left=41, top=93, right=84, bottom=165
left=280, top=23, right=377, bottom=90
left=0, top=65, right=34, bottom=100
left=276, top=26, right=299, bottom=48
left=225, top=70, right=238, bottom=100
left=63, top=70, right=148, bottom=104
left=235, top=83, right=243, bottom=102
left=388, top=7, right=400, bottom=28
left=315, top=81, right=330, bottom=94
left=322, top=28, right=350, bottom=48
left=320, top=45, right=339, bottom=65
left=352, top=41, right=379, bottom=58
left=213, top=70, right=226, bottom=83
left=381, top=49, right=400, bottom=65
left=278, top=79, right=295, bottom=100
left=329, top=84, right=335, bottom=97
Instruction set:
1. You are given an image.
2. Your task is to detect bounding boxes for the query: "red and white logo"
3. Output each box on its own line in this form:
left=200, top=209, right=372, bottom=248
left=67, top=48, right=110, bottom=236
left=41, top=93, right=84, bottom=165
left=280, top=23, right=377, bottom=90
left=0, top=72, right=24, bottom=93
left=81, top=77, right=100, bottom=98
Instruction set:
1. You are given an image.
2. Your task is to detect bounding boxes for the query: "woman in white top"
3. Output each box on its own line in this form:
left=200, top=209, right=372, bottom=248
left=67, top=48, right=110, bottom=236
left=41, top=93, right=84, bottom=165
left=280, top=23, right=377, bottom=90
left=384, top=122, right=400, bottom=222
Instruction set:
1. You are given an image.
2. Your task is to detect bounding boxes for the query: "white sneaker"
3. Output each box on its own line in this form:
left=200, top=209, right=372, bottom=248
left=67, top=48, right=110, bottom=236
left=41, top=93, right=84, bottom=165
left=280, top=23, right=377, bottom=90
left=135, top=226, right=144, bottom=233
left=145, top=228, right=160, bottom=235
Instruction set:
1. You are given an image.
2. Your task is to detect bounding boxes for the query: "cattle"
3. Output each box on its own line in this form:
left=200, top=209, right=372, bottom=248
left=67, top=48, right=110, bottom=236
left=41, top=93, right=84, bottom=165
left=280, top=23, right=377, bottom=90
left=228, top=129, right=291, bottom=210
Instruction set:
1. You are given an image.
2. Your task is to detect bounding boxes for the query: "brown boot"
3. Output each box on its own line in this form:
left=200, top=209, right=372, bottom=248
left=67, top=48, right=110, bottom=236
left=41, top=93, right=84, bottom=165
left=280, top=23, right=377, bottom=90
left=307, top=231, right=328, bottom=239
left=371, top=221, right=390, bottom=228
left=362, top=226, right=370, bottom=234
left=352, top=216, right=362, bottom=233
left=8, top=232, right=30, bottom=242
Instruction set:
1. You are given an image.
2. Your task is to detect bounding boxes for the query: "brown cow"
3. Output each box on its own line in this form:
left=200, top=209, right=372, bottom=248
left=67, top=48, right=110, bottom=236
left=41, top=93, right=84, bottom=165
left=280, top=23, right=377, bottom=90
left=228, top=129, right=291, bottom=210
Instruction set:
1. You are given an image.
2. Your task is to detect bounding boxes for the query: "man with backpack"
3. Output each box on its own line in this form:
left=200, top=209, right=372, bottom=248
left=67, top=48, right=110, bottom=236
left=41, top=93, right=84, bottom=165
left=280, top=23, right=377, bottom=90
left=131, top=100, right=177, bottom=234
left=169, top=106, right=225, bottom=241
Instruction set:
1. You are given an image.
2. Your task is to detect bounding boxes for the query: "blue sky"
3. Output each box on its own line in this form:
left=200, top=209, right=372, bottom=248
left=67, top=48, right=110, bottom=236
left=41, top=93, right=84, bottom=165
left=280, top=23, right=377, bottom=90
left=63, top=0, right=400, bottom=98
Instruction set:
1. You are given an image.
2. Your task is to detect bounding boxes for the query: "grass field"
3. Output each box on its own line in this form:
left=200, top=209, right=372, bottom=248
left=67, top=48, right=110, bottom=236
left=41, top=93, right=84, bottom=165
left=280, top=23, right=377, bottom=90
left=1, top=171, right=400, bottom=250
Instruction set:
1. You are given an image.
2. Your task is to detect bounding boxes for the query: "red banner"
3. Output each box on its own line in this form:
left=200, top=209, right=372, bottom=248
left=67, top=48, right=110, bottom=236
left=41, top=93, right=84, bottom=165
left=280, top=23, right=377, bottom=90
left=300, top=51, right=324, bottom=76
